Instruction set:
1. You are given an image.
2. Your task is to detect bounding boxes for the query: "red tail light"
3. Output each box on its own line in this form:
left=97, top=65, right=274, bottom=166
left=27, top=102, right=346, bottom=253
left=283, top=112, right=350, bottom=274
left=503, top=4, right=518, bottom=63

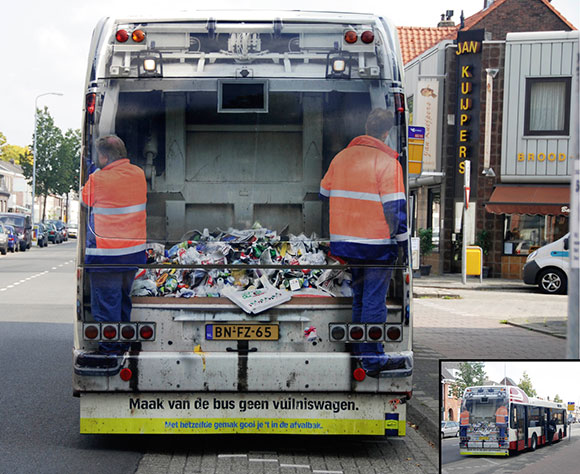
left=120, top=368, right=133, bottom=381
left=102, top=325, right=117, bottom=340
left=116, top=29, right=129, bottom=42
left=386, top=326, right=401, bottom=341
left=361, top=31, right=374, bottom=43
left=405, top=273, right=410, bottom=285
left=344, top=30, right=357, bottom=44
left=84, top=325, right=99, bottom=339
left=367, top=325, right=383, bottom=341
left=349, top=326, right=364, bottom=340
left=353, top=368, right=366, bottom=381
left=121, top=325, right=136, bottom=340
left=394, top=92, right=405, bottom=113
left=86, top=93, right=96, bottom=115
left=140, top=325, right=154, bottom=340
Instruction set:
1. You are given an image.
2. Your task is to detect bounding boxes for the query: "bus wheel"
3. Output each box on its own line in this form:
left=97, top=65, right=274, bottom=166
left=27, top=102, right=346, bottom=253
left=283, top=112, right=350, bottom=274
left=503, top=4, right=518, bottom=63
left=558, top=429, right=562, bottom=441
left=531, top=434, right=537, bottom=451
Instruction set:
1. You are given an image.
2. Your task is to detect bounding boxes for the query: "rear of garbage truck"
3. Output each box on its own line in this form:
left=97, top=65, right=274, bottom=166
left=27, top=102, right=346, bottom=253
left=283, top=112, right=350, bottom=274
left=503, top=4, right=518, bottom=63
left=73, top=10, right=413, bottom=435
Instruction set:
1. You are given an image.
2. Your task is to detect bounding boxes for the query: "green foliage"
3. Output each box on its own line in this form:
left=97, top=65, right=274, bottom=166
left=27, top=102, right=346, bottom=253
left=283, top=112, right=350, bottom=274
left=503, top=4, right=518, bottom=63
left=475, top=229, right=491, bottom=256
left=518, top=371, right=537, bottom=397
left=20, top=107, right=81, bottom=220
left=554, top=394, right=562, bottom=403
left=418, top=227, right=434, bottom=256
left=449, top=362, right=487, bottom=399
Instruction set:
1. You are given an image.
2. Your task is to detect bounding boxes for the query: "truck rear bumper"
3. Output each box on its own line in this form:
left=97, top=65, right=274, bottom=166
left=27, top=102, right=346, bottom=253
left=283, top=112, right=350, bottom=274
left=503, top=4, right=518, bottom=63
left=73, top=350, right=413, bottom=393
left=80, top=391, right=408, bottom=435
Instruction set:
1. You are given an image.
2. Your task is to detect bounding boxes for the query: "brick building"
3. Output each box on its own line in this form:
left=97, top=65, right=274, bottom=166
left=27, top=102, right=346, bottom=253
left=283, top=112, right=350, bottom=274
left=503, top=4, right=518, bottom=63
left=400, top=0, right=577, bottom=277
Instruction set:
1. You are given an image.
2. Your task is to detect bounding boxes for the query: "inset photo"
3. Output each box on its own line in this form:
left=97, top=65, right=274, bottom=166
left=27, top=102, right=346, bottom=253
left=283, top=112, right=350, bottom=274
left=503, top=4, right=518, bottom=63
left=441, top=360, right=580, bottom=474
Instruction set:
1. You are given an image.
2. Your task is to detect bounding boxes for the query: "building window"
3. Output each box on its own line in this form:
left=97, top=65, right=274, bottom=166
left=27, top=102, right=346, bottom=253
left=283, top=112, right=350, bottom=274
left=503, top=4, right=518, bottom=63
left=503, top=214, right=568, bottom=255
left=427, top=188, right=440, bottom=250
left=524, top=77, right=571, bottom=136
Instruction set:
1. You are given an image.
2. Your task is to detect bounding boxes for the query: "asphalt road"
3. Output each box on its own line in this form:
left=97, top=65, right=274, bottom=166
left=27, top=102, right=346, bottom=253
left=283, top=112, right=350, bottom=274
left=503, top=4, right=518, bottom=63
left=0, top=241, right=438, bottom=474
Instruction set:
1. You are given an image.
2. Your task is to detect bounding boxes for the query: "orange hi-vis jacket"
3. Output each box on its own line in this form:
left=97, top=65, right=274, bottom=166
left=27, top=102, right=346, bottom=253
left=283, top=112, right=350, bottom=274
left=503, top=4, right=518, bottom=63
left=82, top=158, right=147, bottom=267
left=495, top=405, right=508, bottom=424
left=320, top=135, right=407, bottom=261
left=460, top=410, right=470, bottom=426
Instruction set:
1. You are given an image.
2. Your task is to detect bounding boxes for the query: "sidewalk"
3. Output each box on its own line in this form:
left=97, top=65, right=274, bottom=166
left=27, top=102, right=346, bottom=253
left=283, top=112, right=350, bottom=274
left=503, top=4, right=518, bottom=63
left=407, top=273, right=567, bottom=445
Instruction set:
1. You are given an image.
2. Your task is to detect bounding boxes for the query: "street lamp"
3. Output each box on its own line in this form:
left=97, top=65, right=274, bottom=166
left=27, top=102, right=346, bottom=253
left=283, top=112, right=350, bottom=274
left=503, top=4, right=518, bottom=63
left=32, top=92, right=63, bottom=223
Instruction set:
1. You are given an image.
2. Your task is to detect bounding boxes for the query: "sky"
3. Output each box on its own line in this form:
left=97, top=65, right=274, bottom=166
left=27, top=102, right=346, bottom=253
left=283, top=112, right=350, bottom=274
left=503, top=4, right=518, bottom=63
left=484, top=361, right=580, bottom=406
left=0, top=0, right=578, bottom=148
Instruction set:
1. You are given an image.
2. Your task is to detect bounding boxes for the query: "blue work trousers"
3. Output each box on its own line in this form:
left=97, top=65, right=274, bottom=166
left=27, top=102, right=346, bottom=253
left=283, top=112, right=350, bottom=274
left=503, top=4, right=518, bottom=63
left=349, top=262, right=393, bottom=371
left=89, top=271, right=136, bottom=353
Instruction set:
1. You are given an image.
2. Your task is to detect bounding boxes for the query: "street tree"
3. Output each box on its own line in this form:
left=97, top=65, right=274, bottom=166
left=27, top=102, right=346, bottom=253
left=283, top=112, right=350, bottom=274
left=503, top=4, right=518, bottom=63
left=21, top=107, right=80, bottom=221
left=554, top=394, right=563, bottom=403
left=518, top=371, right=537, bottom=397
left=450, top=362, right=487, bottom=399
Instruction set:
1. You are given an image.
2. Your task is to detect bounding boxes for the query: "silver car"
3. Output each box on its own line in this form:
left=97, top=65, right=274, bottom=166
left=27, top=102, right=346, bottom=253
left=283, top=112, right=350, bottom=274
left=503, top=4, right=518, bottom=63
left=0, top=223, right=8, bottom=255
left=441, top=420, right=460, bottom=438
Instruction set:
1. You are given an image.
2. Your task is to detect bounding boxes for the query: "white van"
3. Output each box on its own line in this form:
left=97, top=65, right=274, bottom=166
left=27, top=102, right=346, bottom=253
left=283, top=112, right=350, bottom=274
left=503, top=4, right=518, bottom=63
left=523, top=233, right=569, bottom=294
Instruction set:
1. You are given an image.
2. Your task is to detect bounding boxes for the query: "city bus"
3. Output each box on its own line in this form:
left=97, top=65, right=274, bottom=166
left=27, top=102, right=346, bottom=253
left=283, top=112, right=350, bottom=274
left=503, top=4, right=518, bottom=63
left=460, top=385, right=568, bottom=455
left=73, top=10, right=413, bottom=435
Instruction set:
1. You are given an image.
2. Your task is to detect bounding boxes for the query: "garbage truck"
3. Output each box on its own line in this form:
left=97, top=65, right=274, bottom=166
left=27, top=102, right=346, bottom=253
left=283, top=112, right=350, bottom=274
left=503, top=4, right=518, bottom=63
left=73, top=10, right=413, bottom=435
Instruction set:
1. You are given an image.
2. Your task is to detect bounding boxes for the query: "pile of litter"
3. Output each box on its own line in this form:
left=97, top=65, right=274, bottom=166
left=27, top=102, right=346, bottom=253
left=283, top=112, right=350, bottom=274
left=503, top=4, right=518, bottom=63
left=132, top=224, right=352, bottom=304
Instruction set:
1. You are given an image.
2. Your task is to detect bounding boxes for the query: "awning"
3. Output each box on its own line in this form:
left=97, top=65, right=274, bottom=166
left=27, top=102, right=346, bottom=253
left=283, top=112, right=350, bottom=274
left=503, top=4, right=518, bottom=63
left=485, top=185, right=570, bottom=216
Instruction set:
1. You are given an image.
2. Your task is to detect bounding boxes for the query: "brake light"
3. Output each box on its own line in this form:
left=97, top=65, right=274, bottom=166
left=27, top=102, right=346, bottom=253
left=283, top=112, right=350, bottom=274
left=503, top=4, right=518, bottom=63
left=405, top=273, right=410, bottom=285
left=84, top=324, right=99, bottom=339
left=330, top=325, right=346, bottom=341
left=132, top=29, right=146, bottom=43
left=344, top=30, right=357, bottom=44
left=102, top=325, right=117, bottom=340
left=349, top=325, right=364, bottom=340
left=353, top=368, right=366, bottom=381
left=140, top=325, right=154, bottom=340
left=86, top=93, right=96, bottom=115
left=367, top=325, right=383, bottom=341
left=361, top=30, right=374, bottom=43
left=115, top=29, right=129, bottom=43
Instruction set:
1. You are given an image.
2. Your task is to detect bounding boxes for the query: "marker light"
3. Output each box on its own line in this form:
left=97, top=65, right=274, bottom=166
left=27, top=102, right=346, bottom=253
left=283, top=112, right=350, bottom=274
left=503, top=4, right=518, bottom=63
left=344, top=30, right=358, bottom=44
left=120, top=368, right=133, bottom=381
left=102, top=325, right=117, bottom=340
left=361, top=31, right=374, bottom=43
left=121, top=325, right=136, bottom=340
left=353, top=368, right=366, bottom=381
left=86, top=93, right=96, bottom=115
left=143, top=58, right=157, bottom=72
left=116, top=30, right=129, bottom=43
left=330, top=325, right=346, bottom=341
left=132, top=29, right=146, bottom=43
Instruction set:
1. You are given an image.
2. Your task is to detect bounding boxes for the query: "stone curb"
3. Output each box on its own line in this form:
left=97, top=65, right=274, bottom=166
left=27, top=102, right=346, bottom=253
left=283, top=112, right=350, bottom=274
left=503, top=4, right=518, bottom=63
left=407, top=398, right=439, bottom=446
left=504, top=320, right=566, bottom=340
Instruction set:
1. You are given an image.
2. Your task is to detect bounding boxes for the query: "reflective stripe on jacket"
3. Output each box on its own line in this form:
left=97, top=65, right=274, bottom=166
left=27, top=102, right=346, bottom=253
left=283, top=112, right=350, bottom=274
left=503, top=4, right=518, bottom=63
left=82, top=158, right=147, bottom=266
left=320, top=135, right=407, bottom=260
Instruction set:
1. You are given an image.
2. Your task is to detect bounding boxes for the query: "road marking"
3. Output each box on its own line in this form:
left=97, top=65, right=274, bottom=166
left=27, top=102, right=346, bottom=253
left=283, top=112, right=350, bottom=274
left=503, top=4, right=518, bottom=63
left=483, top=458, right=499, bottom=465
left=249, top=459, right=278, bottom=463
left=218, top=454, right=247, bottom=458
left=280, top=464, right=310, bottom=469
left=0, top=265, right=71, bottom=293
left=313, top=471, right=344, bottom=474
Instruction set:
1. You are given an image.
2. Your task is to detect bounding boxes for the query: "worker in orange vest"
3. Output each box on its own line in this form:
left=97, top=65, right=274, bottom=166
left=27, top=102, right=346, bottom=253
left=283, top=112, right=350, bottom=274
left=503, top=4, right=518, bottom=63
left=81, top=135, right=147, bottom=354
left=460, top=410, right=470, bottom=426
left=320, top=108, right=408, bottom=376
left=496, top=405, right=508, bottom=439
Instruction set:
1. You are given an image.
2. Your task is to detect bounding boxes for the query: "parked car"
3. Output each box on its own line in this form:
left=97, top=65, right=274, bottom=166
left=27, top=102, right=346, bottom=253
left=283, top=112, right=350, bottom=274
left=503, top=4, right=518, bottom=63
left=45, top=219, right=68, bottom=242
left=34, top=222, right=49, bottom=247
left=441, top=420, right=460, bottom=438
left=67, top=223, right=78, bottom=239
left=0, top=223, right=8, bottom=255
left=523, top=233, right=569, bottom=294
left=0, top=213, right=32, bottom=251
left=45, top=222, right=62, bottom=244
left=4, top=224, right=20, bottom=252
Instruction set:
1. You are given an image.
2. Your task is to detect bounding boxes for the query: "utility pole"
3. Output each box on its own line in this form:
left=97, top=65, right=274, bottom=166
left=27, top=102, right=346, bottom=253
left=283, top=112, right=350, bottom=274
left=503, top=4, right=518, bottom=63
left=567, top=158, right=579, bottom=358
left=462, top=160, right=470, bottom=285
